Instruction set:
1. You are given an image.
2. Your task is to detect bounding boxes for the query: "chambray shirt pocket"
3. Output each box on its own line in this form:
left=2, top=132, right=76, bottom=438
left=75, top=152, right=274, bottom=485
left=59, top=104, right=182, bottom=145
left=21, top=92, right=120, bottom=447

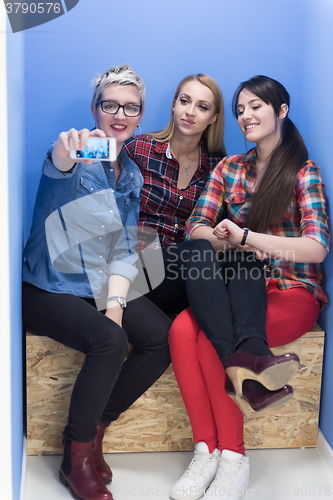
left=77, top=174, right=108, bottom=213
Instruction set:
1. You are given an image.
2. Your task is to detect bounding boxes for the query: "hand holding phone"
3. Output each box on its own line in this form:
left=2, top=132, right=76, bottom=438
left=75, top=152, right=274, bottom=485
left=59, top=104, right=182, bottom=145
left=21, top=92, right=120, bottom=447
left=53, top=128, right=113, bottom=172
left=70, top=137, right=117, bottom=161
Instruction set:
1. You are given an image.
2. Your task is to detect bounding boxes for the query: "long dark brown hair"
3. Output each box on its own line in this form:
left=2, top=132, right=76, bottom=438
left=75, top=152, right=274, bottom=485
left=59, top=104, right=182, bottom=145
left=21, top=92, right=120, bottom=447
left=232, top=75, right=308, bottom=232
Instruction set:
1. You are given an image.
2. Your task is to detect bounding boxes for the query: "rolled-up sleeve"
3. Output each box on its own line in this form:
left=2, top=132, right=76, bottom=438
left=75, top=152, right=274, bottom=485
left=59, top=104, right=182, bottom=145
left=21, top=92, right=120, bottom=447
left=297, top=163, right=330, bottom=252
left=43, top=147, right=81, bottom=179
left=106, top=225, right=140, bottom=283
left=185, top=161, right=226, bottom=239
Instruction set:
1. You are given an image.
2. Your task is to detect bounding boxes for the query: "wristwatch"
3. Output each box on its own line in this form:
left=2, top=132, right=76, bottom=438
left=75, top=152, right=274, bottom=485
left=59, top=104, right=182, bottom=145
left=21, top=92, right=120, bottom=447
left=106, top=296, right=127, bottom=309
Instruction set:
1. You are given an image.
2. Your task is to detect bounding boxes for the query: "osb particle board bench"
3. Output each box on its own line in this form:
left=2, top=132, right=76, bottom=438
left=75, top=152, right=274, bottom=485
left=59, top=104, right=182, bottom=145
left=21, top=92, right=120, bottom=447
left=26, top=324, right=324, bottom=455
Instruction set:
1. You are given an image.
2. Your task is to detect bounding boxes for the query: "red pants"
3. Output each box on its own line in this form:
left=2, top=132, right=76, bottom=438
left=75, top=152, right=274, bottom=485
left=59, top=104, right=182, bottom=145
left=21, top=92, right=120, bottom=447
left=168, top=280, right=320, bottom=455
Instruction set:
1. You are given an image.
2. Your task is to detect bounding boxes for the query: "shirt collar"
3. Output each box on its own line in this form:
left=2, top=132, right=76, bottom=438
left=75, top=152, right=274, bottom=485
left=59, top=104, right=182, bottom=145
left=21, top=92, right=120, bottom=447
left=243, top=147, right=257, bottom=163
left=166, top=141, right=173, bottom=159
left=152, top=140, right=170, bottom=156
left=154, top=140, right=210, bottom=172
left=113, top=147, right=137, bottom=183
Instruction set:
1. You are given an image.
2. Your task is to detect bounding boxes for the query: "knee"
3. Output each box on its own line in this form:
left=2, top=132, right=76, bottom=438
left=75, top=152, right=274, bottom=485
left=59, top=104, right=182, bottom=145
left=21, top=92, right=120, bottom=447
left=154, top=315, right=173, bottom=346
left=168, top=308, right=200, bottom=346
left=86, top=323, right=128, bottom=359
left=189, top=238, right=214, bottom=255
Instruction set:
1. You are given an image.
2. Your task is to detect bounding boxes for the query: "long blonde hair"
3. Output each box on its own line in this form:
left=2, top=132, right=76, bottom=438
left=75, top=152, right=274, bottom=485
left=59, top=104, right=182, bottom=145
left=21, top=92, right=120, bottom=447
left=149, top=74, right=226, bottom=155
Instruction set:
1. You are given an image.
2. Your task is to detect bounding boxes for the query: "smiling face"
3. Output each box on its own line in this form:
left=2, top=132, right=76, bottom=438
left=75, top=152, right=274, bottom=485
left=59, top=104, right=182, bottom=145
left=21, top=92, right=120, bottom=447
left=236, top=88, right=286, bottom=150
left=91, top=83, right=143, bottom=150
left=172, top=80, right=218, bottom=140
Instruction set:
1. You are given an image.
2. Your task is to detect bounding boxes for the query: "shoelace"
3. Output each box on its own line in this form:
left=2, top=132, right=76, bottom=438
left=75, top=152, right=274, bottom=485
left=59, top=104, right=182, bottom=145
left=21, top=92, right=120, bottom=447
left=212, top=457, right=244, bottom=490
left=184, top=452, right=215, bottom=480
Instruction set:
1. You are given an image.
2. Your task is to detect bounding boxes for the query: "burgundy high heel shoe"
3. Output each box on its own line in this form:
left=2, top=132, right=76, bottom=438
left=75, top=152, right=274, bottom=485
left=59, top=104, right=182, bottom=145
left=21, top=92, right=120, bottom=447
left=225, top=351, right=300, bottom=395
left=225, top=375, right=294, bottom=419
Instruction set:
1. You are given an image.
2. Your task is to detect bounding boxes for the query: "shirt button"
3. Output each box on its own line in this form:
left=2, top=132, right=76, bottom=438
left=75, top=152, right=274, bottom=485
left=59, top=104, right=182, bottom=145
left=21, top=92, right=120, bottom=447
left=99, top=237, right=102, bottom=240
left=171, top=237, right=175, bottom=241
left=101, top=225, right=105, bottom=228
left=109, top=210, right=113, bottom=213
left=99, top=270, right=103, bottom=274
left=99, top=255, right=103, bottom=258
left=110, top=168, right=113, bottom=171
left=111, top=189, right=114, bottom=193
left=179, top=196, right=183, bottom=200
left=175, top=224, right=178, bottom=227
left=90, top=187, right=94, bottom=191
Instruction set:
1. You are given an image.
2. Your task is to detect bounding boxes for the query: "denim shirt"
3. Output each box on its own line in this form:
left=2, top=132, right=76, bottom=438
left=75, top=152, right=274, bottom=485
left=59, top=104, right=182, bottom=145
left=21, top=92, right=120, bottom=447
left=23, top=147, right=143, bottom=306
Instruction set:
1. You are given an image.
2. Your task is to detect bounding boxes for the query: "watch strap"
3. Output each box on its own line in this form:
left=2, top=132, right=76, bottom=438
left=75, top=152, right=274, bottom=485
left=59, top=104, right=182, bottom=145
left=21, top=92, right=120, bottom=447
left=106, top=296, right=127, bottom=308
left=240, top=228, right=250, bottom=246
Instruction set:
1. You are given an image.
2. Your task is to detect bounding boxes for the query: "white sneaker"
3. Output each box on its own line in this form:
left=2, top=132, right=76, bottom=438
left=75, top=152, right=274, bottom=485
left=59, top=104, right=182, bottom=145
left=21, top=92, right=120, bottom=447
left=203, top=449, right=249, bottom=499
left=170, top=442, right=221, bottom=500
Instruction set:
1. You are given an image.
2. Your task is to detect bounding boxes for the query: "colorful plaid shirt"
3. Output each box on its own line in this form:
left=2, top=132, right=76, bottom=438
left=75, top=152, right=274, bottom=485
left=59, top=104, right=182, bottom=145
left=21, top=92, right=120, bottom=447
left=124, top=135, right=223, bottom=247
left=186, top=148, right=330, bottom=302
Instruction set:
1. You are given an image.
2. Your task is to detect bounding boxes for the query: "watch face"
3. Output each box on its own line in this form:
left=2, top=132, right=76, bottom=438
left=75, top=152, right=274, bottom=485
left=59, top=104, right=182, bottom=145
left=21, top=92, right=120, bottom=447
left=106, top=296, right=127, bottom=308
left=119, top=298, right=126, bottom=308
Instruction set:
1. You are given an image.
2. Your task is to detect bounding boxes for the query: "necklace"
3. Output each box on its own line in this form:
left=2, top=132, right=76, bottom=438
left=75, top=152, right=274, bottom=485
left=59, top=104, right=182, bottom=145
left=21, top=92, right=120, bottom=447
left=170, top=147, right=199, bottom=176
left=180, top=162, right=192, bottom=176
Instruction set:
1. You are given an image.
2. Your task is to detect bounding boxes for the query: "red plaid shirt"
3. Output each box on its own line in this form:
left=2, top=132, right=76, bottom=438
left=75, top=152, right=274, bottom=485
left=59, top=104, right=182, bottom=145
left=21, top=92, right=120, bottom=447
left=124, top=135, right=223, bottom=247
left=186, top=149, right=330, bottom=302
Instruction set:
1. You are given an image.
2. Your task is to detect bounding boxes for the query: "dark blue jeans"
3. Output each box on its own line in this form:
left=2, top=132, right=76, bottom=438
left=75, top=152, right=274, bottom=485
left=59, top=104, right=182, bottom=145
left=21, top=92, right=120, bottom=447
left=23, top=282, right=171, bottom=442
left=143, top=239, right=268, bottom=365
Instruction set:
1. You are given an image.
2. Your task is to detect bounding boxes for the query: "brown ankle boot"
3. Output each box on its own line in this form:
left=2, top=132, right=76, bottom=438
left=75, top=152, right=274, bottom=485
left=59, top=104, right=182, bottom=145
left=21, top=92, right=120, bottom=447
left=92, top=424, right=113, bottom=484
left=59, top=439, right=113, bottom=500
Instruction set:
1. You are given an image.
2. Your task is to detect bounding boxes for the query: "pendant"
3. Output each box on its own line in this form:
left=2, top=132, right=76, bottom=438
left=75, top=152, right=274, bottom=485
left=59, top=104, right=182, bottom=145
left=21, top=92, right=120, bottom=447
left=184, top=172, right=189, bottom=176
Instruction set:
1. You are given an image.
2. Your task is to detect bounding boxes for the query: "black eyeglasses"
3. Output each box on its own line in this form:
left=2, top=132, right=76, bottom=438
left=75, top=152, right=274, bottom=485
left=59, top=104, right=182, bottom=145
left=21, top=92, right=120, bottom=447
left=95, top=100, right=142, bottom=117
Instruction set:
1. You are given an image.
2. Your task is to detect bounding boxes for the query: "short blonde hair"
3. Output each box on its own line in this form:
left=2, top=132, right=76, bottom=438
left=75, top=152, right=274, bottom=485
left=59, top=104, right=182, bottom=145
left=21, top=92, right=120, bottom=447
left=91, top=63, right=146, bottom=107
left=150, top=74, right=226, bottom=155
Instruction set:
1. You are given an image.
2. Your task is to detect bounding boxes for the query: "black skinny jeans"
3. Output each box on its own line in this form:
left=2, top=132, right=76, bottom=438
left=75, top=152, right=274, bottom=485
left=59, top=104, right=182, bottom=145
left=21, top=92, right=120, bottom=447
left=142, top=239, right=268, bottom=365
left=22, top=282, right=171, bottom=442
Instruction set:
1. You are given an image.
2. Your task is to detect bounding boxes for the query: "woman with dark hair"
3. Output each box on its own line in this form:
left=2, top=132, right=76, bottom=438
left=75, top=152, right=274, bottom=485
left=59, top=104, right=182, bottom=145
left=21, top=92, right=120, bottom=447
left=125, top=74, right=298, bottom=413
left=125, top=74, right=277, bottom=356
left=168, top=76, right=329, bottom=500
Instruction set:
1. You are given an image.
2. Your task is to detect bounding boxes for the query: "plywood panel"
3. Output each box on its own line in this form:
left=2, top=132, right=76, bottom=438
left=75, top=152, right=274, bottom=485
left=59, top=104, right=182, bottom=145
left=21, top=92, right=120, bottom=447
left=26, top=326, right=324, bottom=455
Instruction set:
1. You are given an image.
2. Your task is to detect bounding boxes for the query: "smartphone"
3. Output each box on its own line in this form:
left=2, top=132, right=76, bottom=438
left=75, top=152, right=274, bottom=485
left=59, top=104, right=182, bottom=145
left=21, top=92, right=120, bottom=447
left=70, top=137, right=117, bottom=161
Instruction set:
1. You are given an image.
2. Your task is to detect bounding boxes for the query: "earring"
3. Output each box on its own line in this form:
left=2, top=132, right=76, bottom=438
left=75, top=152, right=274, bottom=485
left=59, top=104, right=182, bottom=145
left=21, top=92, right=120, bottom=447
left=137, top=123, right=142, bottom=135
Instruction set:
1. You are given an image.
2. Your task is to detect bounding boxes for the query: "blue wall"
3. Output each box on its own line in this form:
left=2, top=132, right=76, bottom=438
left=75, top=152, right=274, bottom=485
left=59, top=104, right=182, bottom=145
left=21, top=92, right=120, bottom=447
left=297, top=0, right=333, bottom=448
left=7, top=27, right=25, bottom=500
left=18, top=1, right=333, bottom=486
left=24, top=0, right=305, bottom=228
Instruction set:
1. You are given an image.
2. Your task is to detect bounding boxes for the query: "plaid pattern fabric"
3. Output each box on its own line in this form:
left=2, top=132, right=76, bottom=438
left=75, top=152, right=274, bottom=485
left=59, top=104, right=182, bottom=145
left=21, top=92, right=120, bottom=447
left=186, top=148, right=330, bottom=302
left=124, top=135, right=223, bottom=247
